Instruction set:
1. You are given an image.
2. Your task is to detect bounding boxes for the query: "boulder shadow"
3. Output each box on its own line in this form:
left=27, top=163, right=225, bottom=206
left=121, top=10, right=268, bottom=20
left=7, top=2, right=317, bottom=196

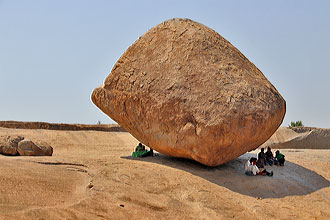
left=121, top=153, right=330, bottom=199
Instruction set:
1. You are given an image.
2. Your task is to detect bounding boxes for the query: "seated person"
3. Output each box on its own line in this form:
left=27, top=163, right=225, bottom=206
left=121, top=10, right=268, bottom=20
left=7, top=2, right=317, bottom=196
left=256, top=157, right=264, bottom=169
left=265, top=146, right=274, bottom=166
left=256, top=157, right=273, bottom=176
left=245, top=157, right=259, bottom=176
left=132, top=143, right=147, bottom=157
left=245, top=157, right=273, bottom=177
left=141, top=147, right=154, bottom=157
left=132, top=143, right=153, bottom=158
left=275, top=150, right=285, bottom=166
left=135, top=143, right=144, bottom=152
left=258, top=148, right=265, bottom=161
left=257, top=149, right=265, bottom=168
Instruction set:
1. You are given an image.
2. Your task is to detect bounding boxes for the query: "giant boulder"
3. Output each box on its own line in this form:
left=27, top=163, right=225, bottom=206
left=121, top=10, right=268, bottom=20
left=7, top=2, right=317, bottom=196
left=92, top=18, right=286, bottom=166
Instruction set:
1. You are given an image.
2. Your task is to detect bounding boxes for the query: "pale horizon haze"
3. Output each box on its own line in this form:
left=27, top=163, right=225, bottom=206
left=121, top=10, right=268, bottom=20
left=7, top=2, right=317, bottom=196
left=1, top=1, right=329, bottom=128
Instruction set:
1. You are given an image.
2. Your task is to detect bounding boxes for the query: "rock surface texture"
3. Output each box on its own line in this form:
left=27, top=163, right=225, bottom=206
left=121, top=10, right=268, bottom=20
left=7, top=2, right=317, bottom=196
left=92, top=18, right=286, bottom=166
left=0, top=136, right=53, bottom=156
left=18, top=139, right=53, bottom=156
left=0, top=135, right=24, bottom=155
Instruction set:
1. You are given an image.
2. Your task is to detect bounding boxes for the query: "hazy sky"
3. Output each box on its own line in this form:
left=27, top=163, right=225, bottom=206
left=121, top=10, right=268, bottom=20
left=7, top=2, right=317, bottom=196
left=0, top=0, right=329, bottom=127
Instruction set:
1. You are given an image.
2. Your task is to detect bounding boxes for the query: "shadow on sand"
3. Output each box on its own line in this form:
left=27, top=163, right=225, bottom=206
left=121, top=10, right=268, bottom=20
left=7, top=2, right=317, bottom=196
left=121, top=153, right=330, bottom=199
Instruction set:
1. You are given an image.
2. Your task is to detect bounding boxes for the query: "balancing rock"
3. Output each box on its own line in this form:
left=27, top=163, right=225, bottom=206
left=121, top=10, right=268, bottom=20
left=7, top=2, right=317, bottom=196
left=92, top=18, right=286, bottom=166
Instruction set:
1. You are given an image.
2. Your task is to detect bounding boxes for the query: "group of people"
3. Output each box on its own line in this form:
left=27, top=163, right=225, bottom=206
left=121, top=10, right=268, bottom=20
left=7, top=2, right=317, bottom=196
left=245, top=146, right=285, bottom=177
left=132, top=143, right=154, bottom=158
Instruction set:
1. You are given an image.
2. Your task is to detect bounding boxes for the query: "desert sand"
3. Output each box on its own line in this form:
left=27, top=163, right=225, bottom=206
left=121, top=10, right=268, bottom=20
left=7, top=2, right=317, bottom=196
left=0, top=126, right=329, bottom=220
left=262, top=126, right=330, bottom=149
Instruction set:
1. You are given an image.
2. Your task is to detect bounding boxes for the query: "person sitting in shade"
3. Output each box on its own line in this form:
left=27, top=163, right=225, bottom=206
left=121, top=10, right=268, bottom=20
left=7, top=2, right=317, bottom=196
left=134, top=143, right=143, bottom=152
left=265, top=146, right=274, bottom=166
left=245, top=157, right=273, bottom=176
left=132, top=143, right=153, bottom=158
left=258, top=148, right=265, bottom=165
left=245, top=157, right=259, bottom=176
left=275, top=150, right=285, bottom=166
left=256, top=156, right=274, bottom=176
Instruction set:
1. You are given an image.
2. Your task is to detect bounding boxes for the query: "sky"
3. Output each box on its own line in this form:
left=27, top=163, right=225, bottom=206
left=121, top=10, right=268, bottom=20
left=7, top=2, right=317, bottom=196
left=0, top=0, right=329, bottom=128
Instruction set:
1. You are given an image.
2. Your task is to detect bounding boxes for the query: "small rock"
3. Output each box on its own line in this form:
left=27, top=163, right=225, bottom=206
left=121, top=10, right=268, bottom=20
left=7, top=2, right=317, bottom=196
left=0, top=135, right=24, bottom=156
left=17, top=139, right=53, bottom=156
left=35, top=141, right=53, bottom=156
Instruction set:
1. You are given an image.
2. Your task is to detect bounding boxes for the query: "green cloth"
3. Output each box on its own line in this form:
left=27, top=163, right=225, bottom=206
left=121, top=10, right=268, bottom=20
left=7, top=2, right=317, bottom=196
left=276, top=153, right=284, bottom=160
left=132, top=150, right=148, bottom=158
left=136, top=145, right=143, bottom=151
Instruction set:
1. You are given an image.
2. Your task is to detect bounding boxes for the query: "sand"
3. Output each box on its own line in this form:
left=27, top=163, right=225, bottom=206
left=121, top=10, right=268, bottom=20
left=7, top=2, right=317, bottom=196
left=0, top=127, right=329, bottom=220
left=262, top=126, right=330, bottom=149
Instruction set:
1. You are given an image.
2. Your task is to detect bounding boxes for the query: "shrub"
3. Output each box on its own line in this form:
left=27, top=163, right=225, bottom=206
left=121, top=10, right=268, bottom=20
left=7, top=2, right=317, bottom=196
left=289, top=120, right=304, bottom=127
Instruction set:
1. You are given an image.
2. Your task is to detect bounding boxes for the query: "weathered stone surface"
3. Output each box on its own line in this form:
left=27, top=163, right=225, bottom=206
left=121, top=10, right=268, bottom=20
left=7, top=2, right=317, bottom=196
left=0, top=136, right=53, bottom=156
left=35, top=141, right=53, bottom=156
left=92, top=18, right=286, bottom=166
left=0, top=135, right=24, bottom=155
left=17, top=139, right=53, bottom=156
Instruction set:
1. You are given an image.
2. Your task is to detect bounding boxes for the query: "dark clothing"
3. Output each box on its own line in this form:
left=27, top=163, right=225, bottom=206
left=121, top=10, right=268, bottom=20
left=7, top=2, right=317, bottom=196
left=265, top=150, right=274, bottom=160
left=276, top=153, right=285, bottom=166
left=264, top=157, right=273, bottom=166
left=259, top=169, right=273, bottom=176
left=140, top=150, right=152, bottom=157
left=256, top=158, right=264, bottom=169
left=245, top=171, right=254, bottom=176
left=141, top=148, right=154, bottom=157
left=265, top=150, right=274, bottom=166
left=258, top=151, right=265, bottom=161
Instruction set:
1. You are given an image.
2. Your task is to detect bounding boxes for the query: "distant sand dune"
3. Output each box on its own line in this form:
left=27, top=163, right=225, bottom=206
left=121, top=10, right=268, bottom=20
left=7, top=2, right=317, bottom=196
left=262, top=127, right=330, bottom=149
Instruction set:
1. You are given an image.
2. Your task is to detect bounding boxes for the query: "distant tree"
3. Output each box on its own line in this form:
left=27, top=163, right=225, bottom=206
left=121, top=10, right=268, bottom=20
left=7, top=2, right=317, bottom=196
left=289, top=120, right=304, bottom=127
left=97, top=120, right=101, bottom=125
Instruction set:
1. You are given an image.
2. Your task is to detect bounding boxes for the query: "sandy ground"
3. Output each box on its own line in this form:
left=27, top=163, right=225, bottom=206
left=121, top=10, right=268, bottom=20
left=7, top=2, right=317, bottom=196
left=0, top=127, right=329, bottom=220
left=262, top=126, right=330, bottom=149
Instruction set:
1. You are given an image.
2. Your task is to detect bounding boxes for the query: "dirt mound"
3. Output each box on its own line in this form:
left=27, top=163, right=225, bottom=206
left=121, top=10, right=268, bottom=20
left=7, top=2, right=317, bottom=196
left=262, top=127, right=330, bottom=149
left=0, top=121, right=126, bottom=132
